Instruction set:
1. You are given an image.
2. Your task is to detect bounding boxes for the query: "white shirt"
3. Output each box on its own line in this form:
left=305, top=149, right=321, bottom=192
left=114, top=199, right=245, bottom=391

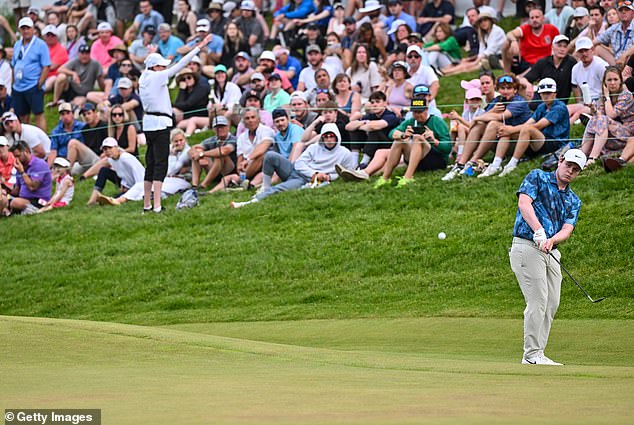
left=140, top=46, right=201, bottom=132
left=0, top=59, right=12, bottom=95
left=109, top=150, right=145, bottom=189
left=213, top=81, right=242, bottom=109
left=479, top=25, right=506, bottom=58
left=12, top=124, right=52, bottom=156
left=236, top=123, right=275, bottom=159
left=571, top=56, right=609, bottom=101
left=298, top=62, right=339, bottom=92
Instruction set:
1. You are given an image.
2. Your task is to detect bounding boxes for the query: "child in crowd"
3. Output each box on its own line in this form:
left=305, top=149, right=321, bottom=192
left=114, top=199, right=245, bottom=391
left=448, top=87, right=485, bottom=161
left=39, top=157, right=74, bottom=212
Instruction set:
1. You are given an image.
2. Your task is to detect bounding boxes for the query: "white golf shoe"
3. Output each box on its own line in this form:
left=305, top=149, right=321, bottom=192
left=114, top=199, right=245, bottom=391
left=477, top=164, right=502, bottom=178
left=499, top=162, right=518, bottom=177
left=522, top=354, right=563, bottom=366
left=442, top=164, right=462, bottom=181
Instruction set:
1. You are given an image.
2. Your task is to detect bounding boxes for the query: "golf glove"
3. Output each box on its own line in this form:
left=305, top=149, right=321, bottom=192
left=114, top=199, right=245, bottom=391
left=533, top=227, right=547, bottom=248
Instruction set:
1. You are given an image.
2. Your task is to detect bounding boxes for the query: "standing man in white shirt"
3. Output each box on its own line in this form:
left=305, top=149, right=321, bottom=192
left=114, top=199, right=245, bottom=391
left=138, top=34, right=212, bottom=213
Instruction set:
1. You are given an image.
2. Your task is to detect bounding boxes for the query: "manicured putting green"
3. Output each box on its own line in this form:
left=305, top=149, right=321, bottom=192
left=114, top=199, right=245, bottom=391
left=2, top=316, right=632, bottom=424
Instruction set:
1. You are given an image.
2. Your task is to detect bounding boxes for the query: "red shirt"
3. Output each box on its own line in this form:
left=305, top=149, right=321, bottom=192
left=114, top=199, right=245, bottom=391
left=0, top=152, right=16, bottom=188
left=48, top=42, right=69, bottom=77
left=519, top=24, right=559, bottom=65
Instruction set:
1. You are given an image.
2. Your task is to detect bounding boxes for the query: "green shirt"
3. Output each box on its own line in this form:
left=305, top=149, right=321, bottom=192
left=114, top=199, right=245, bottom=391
left=263, top=90, right=291, bottom=113
left=389, top=115, right=451, bottom=160
left=424, top=36, right=462, bottom=60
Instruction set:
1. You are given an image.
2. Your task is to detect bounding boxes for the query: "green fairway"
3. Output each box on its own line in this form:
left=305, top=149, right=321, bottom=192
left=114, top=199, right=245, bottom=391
left=2, top=315, right=633, bottom=425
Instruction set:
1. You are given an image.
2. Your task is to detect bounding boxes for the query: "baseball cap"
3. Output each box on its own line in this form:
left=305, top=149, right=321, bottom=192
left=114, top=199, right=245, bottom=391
left=207, top=2, right=223, bottom=12
left=574, top=7, right=589, bottom=17
left=191, top=55, right=202, bottom=65
left=43, top=25, right=59, bottom=37
left=388, top=19, right=406, bottom=35
left=212, top=115, right=229, bottom=127
left=344, top=17, right=356, bottom=25
left=97, top=22, right=113, bottom=32
left=241, top=0, right=256, bottom=10
left=245, top=90, right=261, bottom=100
left=465, top=87, right=482, bottom=99
left=334, top=2, right=345, bottom=9
left=0, top=136, right=9, bottom=147
left=575, top=36, right=593, bottom=52
left=268, top=73, right=282, bottom=81
left=406, top=45, right=422, bottom=57
left=101, top=137, right=119, bottom=149
left=58, top=102, right=73, bottom=113
left=117, top=77, right=133, bottom=89
left=158, top=23, right=171, bottom=32
left=259, top=50, right=276, bottom=62
left=617, top=0, right=634, bottom=10
left=412, top=84, right=430, bottom=97
left=272, top=108, right=288, bottom=119
left=410, top=97, right=427, bottom=111
left=306, top=44, right=322, bottom=54
left=53, top=157, right=71, bottom=168
left=563, top=149, right=587, bottom=170
left=18, top=17, right=34, bottom=28
left=553, top=34, right=570, bottom=45
left=235, top=51, right=251, bottom=61
left=196, top=19, right=210, bottom=32
left=214, top=64, right=228, bottom=73
left=290, top=91, right=307, bottom=102
left=145, top=53, right=171, bottom=68
left=537, top=77, right=557, bottom=93
left=408, top=32, right=422, bottom=42
left=390, top=61, right=410, bottom=77
left=79, top=44, right=91, bottom=53
left=143, top=25, right=157, bottom=35
left=388, top=0, right=403, bottom=4
left=250, top=72, right=265, bottom=81
left=27, top=7, right=40, bottom=15
left=306, top=23, right=319, bottom=31
left=274, top=48, right=289, bottom=58
left=223, top=1, right=237, bottom=17
left=81, top=103, right=96, bottom=112
left=2, top=111, right=18, bottom=122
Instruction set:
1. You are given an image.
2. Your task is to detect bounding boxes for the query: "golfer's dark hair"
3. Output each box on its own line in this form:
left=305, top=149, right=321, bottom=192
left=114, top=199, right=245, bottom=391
left=369, top=91, right=387, bottom=102
left=9, top=140, right=30, bottom=154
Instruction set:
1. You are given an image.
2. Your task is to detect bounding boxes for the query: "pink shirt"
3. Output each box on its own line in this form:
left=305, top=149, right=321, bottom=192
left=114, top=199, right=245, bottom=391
left=48, top=42, right=69, bottom=77
left=90, top=35, right=123, bottom=71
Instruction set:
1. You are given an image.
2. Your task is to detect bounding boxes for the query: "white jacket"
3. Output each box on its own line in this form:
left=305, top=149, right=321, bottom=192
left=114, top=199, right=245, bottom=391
left=294, top=123, right=356, bottom=181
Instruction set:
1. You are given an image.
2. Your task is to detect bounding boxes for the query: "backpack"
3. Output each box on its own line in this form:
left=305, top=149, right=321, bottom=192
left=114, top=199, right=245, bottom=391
left=176, top=189, right=199, bottom=210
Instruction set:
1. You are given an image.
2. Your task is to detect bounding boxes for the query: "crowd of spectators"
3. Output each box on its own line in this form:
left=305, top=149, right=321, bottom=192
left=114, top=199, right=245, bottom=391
left=1, top=0, right=633, bottom=214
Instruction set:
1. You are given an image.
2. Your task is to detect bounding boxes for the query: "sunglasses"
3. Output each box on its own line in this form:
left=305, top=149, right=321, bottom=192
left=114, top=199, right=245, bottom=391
left=120, top=63, right=132, bottom=67
left=407, top=54, right=421, bottom=59
left=497, top=75, right=514, bottom=84
left=111, top=112, right=124, bottom=117
left=316, top=88, right=329, bottom=94
left=322, top=133, right=337, bottom=139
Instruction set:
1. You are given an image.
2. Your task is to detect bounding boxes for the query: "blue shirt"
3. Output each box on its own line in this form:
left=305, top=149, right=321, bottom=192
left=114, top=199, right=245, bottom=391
left=50, top=120, right=86, bottom=157
left=159, top=35, right=184, bottom=62
left=274, top=123, right=304, bottom=158
left=532, top=100, right=570, bottom=143
left=11, top=36, right=51, bottom=91
left=133, top=11, right=164, bottom=43
left=276, top=55, right=302, bottom=89
left=485, top=94, right=532, bottom=127
left=513, top=169, right=582, bottom=240
left=385, top=11, right=417, bottom=33
left=187, top=35, right=223, bottom=55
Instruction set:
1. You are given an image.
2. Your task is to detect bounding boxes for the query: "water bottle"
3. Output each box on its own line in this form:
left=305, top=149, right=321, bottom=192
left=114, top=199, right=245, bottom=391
left=239, top=171, right=246, bottom=181
left=581, top=82, right=591, bottom=105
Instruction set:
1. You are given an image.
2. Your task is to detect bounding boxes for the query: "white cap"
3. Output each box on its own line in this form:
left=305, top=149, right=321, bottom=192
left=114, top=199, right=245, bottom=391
left=388, top=19, right=407, bottom=35
left=196, top=18, right=210, bottom=32
left=250, top=72, right=265, bottom=81
left=145, top=53, right=171, bottom=68
left=101, top=137, right=119, bottom=148
left=563, top=149, right=587, bottom=170
left=224, top=1, right=237, bottom=17
left=478, top=5, right=497, bottom=20
left=0, top=136, right=9, bottom=147
left=259, top=50, right=276, bottom=62
left=406, top=45, right=422, bottom=56
left=53, top=157, right=71, bottom=168
left=574, top=7, right=589, bottom=17
left=290, top=90, right=308, bottom=102
left=575, top=36, right=593, bottom=52
left=241, top=0, right=256, bottom=10
left=158, top=23, right=171, bottom=32
left=117, top=77, right=133, bottom=89
left=97, top=22, right=113, bottom=32
left=2, top=111, right=18, bottom=122
left=537, top=77, right=557, bottom=93
left=212, top=116, right=229, bottom=127
left=359, top=0, right=382, bottom=13
left=43, top=25, right=59, bottom=37
left=18, top=17, right=34, bottom=28
left=191, top=55, right=202, bottom=65
left=552, top=34, right=569, bottom=45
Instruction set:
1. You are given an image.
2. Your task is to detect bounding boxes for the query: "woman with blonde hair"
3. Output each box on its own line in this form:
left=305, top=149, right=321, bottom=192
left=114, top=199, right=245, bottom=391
left=108, top=104, right=138, bottom=157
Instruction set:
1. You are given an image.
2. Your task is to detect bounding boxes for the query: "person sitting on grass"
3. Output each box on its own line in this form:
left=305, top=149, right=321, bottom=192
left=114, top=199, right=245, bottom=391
left=84, top=137, right=145, bottom=206
left=300, top=100, right=351, bottom=162
left=162, top=129, right=192, bottom=196
left=481, top=77, right=570, bottom=177
left=38, top=157, right=74, bottom=212
left=2, top=112, right=51, bottom=160
left=3, top=141, right=52, bottom=215
left=49, top=102, right=86, bottom=167
left=423, top=23, right=462, bottom=76
left=188, top=116, right=238, bottom=192
left=581, top=65, right=634, bottom=169
left=447, top=87, right=485, bottom=162
left=230, top=123, right=356, bottom=208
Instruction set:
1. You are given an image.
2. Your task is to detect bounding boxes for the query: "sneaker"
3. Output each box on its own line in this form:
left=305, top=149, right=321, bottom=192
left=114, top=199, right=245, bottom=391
left=477, top=164, right=501, bottom=178
left=373, top=176, right=391, bottom=189
left=240, top=178, right=251, bottom=190
left=579, top=113, right=592, bottom=126
left=521, top=354, right=563, bottom=366
left=342, top=168, right=369, bottom=182
left=335, top=163, right=357, bottom=182
left=230, top=198, right=258, bottom=209
left=498, top=162, right=518, bottom=177
left=603, top=157, right=627, bottom=173
left=459, top=161, right=476, bottom=176
left=395, top=176, right=414, bottom=188
left=442, top=164, right=462, bottom=181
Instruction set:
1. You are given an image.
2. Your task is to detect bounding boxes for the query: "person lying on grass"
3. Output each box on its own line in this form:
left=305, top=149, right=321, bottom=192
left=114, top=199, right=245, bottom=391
left=230, top=123, right=355, bottom=208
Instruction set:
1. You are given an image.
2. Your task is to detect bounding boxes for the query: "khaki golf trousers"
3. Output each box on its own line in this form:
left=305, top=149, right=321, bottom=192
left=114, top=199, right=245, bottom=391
left=510, top=237, right=562, bottom=360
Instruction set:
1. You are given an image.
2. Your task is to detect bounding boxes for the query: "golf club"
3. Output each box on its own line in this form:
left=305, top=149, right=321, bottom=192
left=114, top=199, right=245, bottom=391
left=549, top=253, right=606, bottom=303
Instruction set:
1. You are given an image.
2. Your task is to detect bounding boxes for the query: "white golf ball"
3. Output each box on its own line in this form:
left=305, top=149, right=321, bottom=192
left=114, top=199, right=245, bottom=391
left=438, top=232, right=446, bottom=240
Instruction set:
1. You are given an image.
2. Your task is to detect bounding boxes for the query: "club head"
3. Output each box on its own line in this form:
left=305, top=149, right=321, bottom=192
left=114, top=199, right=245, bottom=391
left=591, top=297, right=606, bottom=303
